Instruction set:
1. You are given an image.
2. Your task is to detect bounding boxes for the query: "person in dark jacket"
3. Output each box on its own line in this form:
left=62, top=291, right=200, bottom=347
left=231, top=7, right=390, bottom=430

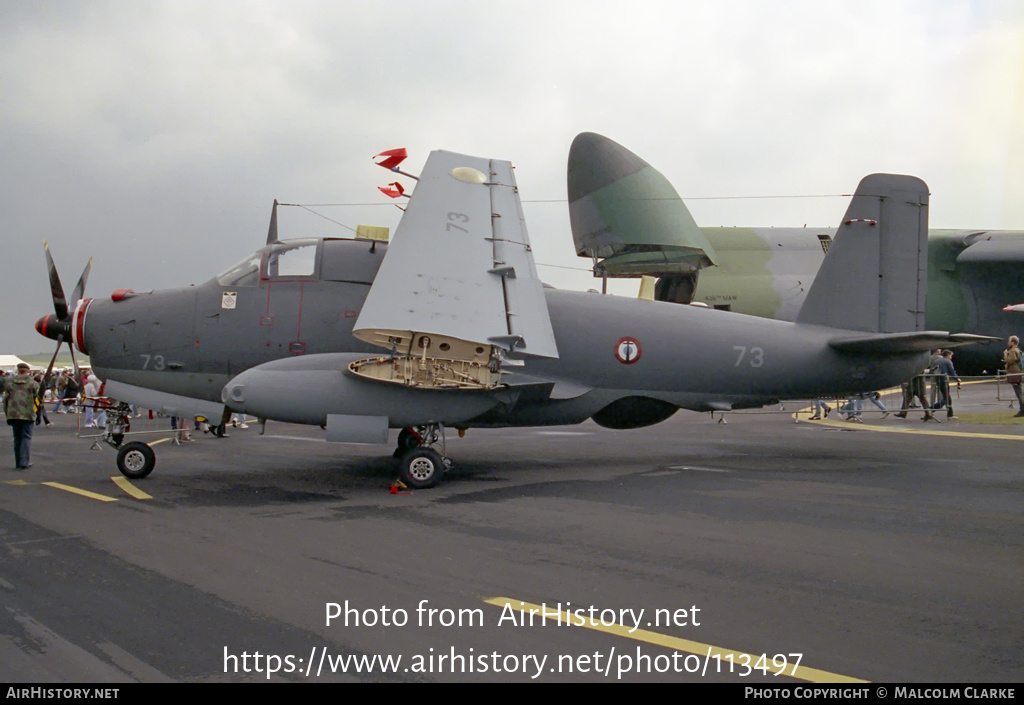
left=3, top=363, right=40, bottom=469
left=931, top=350, right=961, bottom=411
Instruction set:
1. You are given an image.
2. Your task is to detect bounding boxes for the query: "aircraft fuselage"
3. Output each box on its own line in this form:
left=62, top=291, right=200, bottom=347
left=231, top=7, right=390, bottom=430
left=70, top=237, right=926, bottom=431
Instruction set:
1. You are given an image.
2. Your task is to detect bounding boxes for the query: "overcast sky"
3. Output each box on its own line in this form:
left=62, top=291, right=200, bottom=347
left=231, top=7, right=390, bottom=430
left=2, top=0, right=1021, bottom=353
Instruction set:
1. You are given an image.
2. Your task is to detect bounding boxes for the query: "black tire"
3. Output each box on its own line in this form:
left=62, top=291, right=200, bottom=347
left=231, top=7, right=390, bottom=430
left=398, top=448, right=444, bottom=489
left=397, top=427, right=422, bottom=451
left=116, top=441, right=156, bottom=479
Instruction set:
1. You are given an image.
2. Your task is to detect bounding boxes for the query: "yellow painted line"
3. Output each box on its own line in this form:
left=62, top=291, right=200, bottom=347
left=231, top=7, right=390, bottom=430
left=110, top=476, right=152, bottom=500
left=149, top=438, right=171, bottom=446
left=41, top=482, right=118, bottom=503
left=796, top=407, right=1024, bottom=441
left=4, top=480, right=33, bottom=486
left=483, top=597, right=865, bottom=683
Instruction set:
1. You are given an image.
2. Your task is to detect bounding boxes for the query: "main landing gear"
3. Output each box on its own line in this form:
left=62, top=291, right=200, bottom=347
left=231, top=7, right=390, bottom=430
left=393, top=424, right=452, bottom=489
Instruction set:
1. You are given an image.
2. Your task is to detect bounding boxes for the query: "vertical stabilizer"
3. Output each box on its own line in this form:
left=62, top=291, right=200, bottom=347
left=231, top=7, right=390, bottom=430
left=796, top=174, right=928, bottom=333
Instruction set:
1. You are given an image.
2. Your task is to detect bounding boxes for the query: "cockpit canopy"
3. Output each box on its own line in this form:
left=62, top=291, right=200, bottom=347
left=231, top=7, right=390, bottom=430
left=216, top=239, right=319, bottom=286
left=215, top=238, right=386, bottom=287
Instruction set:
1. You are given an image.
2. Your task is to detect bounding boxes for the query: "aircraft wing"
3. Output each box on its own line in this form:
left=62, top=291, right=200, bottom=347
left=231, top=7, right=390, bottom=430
left=354, top=150, right=558, bottom=360
left=828, top=331, right=999, bottom=354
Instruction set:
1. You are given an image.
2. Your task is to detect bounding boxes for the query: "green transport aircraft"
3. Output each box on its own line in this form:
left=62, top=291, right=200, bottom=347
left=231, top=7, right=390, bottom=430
left=568, top=132, right=1023, bottom=376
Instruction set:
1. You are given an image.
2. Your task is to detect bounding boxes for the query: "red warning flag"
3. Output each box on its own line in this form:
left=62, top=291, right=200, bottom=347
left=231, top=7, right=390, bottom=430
left=374, top=148, right=408, bottom=170
left=378, top=181, right=405, bottom=198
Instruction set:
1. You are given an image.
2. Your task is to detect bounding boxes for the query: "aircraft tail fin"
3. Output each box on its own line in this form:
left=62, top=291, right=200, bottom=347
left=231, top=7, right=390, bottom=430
left=795, top=174, right=928, bottom=332
left=567, top=132, right=717, bottom=277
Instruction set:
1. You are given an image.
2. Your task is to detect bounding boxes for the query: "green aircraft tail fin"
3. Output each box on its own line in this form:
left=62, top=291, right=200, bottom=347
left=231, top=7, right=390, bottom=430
left=567, top=132, right=716, bottom=278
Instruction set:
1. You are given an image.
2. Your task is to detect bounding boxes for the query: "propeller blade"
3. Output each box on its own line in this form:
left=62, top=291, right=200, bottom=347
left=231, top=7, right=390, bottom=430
left=70, top=257, right=93, bottom=307
left=44, top=240, right=69, bottom=321
left=36, top=335, right=64, bottom=407
left=69, top=345, right=81, bottom=380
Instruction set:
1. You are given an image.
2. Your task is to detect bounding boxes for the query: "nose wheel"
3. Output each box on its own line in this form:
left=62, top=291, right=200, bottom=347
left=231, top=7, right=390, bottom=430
left=96, top=401, right=160, bottom=479
left=116, top=441, right=156, bottom=479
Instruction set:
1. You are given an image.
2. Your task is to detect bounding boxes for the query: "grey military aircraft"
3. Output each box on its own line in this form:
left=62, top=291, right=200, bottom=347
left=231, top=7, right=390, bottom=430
left=568, top=132, right=1024, bottom=375
left=35, top=148, right=989, bottom=488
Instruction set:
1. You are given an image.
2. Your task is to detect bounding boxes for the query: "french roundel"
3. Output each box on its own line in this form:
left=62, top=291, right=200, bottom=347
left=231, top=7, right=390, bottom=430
left=615, top=337, right=642, bottom=364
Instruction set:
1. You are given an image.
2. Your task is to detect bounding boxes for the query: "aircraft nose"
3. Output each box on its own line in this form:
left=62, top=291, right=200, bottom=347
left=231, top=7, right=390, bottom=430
left=35, top=314, right=70, bottom=341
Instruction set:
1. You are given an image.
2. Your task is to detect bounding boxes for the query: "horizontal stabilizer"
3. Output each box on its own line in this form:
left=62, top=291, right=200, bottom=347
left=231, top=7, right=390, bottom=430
left=828, top=331, right=999, bottom=355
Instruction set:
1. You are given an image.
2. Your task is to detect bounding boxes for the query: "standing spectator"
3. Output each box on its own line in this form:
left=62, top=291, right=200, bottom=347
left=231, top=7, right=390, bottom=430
left=1004, top=335, right=1024, bottom=417
left=58, top=372, right=80, bottom=413
left=809, top=399, right=831, bottom=420
left=896, top=367, right=934, bottom=421
left=52, top=371, right=67, bottom=412
left=3, top=363, right=40, bottom=469
left=33, top=373, right=53, bottom=428
left=83, top=373, right=102, bottom=427
left=931, top=350, right=961, bottom=411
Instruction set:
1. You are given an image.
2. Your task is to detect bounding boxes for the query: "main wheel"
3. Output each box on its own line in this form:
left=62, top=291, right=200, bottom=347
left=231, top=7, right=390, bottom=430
left=397, top=427, right=422, bottom=449
left=393, top=427, right=423, bottom=458
left=399, top=448, right=445, bottom=489
left=116, top=441, right=156, bottom=479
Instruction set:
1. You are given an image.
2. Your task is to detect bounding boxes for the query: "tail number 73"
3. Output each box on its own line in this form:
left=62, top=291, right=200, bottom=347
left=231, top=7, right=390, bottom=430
left=733, top=346, right=765, bottom=368
left=140, top=354, right=166, bottom=370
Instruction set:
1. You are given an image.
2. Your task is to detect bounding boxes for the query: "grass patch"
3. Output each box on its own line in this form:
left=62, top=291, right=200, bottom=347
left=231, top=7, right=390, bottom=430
left=954, top=411, right=1024, bottom=426
left=17, top=353, right=89, bottom=367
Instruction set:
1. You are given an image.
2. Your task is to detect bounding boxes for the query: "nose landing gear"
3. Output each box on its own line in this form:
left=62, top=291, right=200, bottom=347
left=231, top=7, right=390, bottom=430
left=99, top=402, right=157, bottom=479
left=394, top=423, right=452, bottom=489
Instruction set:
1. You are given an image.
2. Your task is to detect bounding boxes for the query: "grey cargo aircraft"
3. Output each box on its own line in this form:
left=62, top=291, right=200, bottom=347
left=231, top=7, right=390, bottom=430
left=35, top=149, right=989, bottom=488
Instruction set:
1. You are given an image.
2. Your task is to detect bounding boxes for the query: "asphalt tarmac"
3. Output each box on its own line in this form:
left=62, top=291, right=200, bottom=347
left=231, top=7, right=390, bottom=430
left=1, top=386, right=1021, bottom=683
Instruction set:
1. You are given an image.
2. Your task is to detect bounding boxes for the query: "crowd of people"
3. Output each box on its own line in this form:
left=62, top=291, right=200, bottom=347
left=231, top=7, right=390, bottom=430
left=2, top=365, right=252, bottom=470
left=809, top=338, right=1024, bottom=423
left=810, top=348, right=966, bottom=422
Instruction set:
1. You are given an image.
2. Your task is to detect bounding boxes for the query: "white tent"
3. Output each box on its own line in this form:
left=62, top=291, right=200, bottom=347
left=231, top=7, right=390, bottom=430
left=0, top=355, right=34, bottom=373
